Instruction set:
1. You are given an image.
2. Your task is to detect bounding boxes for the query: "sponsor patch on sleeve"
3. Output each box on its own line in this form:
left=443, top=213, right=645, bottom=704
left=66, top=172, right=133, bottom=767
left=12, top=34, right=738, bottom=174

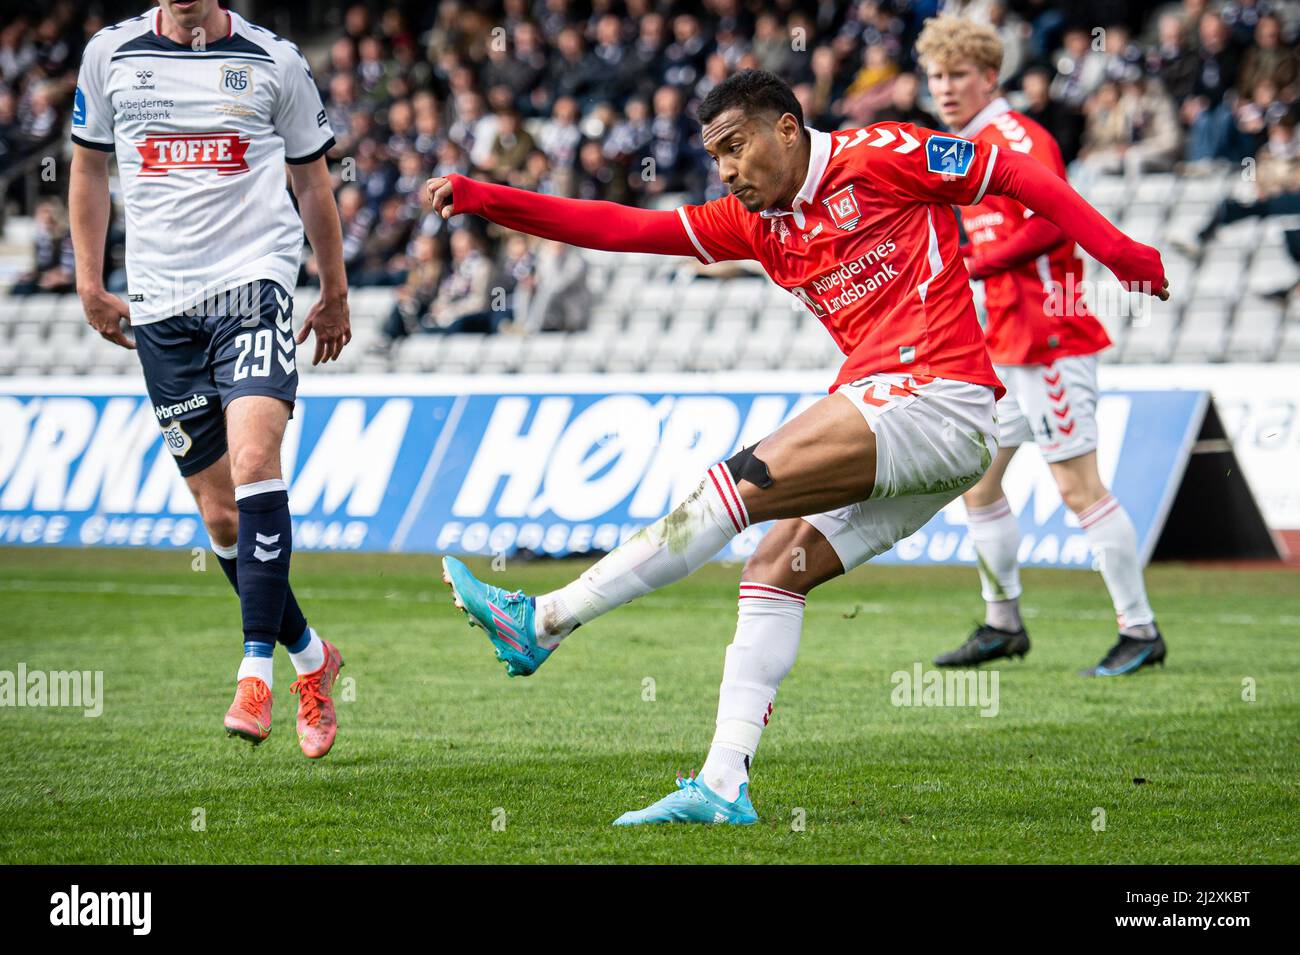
left=925, top=134, right=975, bottom=178
left=72, top=87, right=87, bottom=128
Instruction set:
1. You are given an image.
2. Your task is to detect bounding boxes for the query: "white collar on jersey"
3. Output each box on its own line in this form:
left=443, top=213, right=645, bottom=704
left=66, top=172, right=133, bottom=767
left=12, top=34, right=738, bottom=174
left=957, top=97, right=1012, bottom=139
left=154, top=7, right=236, bottom=39
left=759, top=126, right=831, bottom=230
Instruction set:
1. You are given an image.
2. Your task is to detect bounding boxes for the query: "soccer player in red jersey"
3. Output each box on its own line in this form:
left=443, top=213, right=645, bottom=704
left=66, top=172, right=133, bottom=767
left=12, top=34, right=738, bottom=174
left=430, top=69, right=1168, bottom=825
left=919, top=17, right=1167, bottom=677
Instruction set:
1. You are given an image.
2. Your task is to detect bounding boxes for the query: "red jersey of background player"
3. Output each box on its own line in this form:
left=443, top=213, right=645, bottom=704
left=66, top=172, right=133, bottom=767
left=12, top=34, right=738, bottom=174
left=957, top=99, right=1111, bottom=365
left=678, top=122, right=1006, bottom=397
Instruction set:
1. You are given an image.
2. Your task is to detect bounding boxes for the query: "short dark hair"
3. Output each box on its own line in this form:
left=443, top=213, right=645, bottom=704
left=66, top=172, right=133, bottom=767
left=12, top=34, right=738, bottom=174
left=697, top=70, right=804, bottom=128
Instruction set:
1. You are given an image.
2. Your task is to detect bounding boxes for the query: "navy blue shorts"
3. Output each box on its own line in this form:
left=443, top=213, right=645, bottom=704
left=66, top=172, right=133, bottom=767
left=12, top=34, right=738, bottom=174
left=135, top=279, right=298, bottom=477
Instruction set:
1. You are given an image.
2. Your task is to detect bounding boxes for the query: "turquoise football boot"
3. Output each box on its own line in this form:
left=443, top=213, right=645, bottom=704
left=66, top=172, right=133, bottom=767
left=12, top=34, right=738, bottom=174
left=441, top=556, right=551, bottom=677
left=613, top=774, right=758, bottom=826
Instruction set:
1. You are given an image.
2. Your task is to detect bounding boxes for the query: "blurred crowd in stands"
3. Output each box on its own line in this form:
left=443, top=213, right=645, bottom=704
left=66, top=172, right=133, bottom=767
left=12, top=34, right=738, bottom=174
left=3, top=0, right=1299, bottom=329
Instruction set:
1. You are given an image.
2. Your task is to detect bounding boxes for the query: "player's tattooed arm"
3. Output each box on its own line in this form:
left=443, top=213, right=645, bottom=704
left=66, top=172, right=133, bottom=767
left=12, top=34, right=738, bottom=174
left=289, top=157, right=351, bottom=364
left=986, top=150, right=1170, bottom=300
left=69, top=145, right=134, bottom=350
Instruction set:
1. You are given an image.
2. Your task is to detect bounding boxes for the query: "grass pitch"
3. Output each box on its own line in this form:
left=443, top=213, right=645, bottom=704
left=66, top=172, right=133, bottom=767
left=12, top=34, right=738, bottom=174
left=0, top=547, right=1296, bottom=864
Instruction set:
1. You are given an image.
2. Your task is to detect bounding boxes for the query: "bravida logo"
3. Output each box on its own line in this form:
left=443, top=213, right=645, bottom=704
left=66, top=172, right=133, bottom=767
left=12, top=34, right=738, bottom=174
left=50, top=885, right=151, bottom=935
left=135, top=133, right=251, bottom=176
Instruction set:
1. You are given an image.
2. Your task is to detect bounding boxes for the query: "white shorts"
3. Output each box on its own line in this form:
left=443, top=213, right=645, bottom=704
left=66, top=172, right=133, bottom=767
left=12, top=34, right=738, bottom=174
left=802, top=374, right=998, bottom=573
left=995, top=354, right=1099, bottom=463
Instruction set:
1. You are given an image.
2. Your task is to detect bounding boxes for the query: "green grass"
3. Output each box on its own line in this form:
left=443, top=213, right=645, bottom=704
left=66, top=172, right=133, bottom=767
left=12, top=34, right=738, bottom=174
left=0, top=547, right=1296, bottom=863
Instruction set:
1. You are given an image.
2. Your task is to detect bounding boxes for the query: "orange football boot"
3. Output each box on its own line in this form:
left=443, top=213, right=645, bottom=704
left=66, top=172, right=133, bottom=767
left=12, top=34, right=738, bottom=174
left=224, top=677, right=272, bottom=745
left=290, top=638, right=343, bottom=759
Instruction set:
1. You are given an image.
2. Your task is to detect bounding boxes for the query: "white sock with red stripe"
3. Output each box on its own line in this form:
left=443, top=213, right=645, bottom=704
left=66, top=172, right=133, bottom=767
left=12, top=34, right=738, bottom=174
left=1078, top=493, right=1156, bottom=635
left=700, top=582, right=805, bottom=802
left=534, top=463, right=749, bottom=646
left=966, top=497, right=1023, bottom=631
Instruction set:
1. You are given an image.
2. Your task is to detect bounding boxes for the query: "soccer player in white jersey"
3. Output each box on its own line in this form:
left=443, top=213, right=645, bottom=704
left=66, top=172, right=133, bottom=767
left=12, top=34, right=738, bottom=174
left=69, top=0, right=351, bottom=756
left=918, top=17, right=1166, bottom=677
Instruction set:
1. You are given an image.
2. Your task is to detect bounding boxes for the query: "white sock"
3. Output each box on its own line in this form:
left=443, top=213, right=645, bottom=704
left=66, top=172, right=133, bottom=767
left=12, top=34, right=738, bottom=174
left=1078, top=493, right=1155, bottom=632
left=535, top=463, right=748, bottom=645
left=237, top=656, right=273, bottom=688
left=700, top=582, right=804, bottom=802
left=289, top=627, right=325, bottom=674
left=967, top=497, right=1023, bottom=628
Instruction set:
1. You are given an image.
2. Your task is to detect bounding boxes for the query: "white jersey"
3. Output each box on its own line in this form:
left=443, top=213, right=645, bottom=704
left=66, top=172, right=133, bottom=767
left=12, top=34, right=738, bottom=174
left=71, top=8, right=334, bottom=324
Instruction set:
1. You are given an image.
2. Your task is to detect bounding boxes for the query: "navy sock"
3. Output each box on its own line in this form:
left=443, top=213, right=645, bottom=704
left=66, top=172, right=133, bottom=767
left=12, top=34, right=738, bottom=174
left=215, top=551, right=309, bottom=647
left=235, top=480, right=294, bottom=649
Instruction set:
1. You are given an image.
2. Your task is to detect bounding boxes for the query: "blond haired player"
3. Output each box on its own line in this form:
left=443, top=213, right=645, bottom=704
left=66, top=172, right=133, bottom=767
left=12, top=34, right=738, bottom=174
left=917, top=16, right=1166, bottom=676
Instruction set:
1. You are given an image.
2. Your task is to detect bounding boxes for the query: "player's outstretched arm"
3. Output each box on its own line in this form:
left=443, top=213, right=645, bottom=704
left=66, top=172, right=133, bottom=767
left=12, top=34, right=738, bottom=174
left=69, top=145, right=134, bottom=350
left=425, top=174, right=697, bottom=257
left=962, top=214, right=1064, bottom=280
left=985, top=150, right=1170, bottom=299
left=289, top=157, right=351, bottom=364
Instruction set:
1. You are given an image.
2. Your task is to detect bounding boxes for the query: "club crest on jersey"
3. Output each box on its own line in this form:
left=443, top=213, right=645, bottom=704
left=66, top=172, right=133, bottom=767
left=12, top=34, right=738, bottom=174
left=160, top=420, right=192, bottom=458
left=791, top=285, right=826, bottom=317
left=135, top=133, right=252, bottom=176
left=220, top=65, right=253, bottom=97
left=769, top=217, right=791, bottom=244
left=926, top=135, right=975, bottom=178
left=823, top=184, right=862, bottom=231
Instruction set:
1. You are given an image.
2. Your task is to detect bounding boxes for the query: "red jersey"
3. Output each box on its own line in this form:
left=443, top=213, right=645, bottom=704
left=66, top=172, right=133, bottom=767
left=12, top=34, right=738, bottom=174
left=957, top=99, right=1111, bottom=365
left=678, top=123, right=1005, bottom=398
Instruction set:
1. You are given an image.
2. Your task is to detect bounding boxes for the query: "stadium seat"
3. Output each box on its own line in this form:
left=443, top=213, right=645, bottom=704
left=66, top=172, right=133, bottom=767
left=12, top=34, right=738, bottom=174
left=1134, top=174, right=1177, bottom=205
left=1191, top=249, right=1246, bottom=300
left=604, top=334, right=650, bottom=372
left=676, top=280, right=722, bottom=312
left=756, top=310, right=798, bottom=341
left=1213, top=218, right=1262, bottom=253
left=1246, top=247, right=1299, bottom=295
left=1273, top=316, right=1300, bottom=361
left=1121, top=309, right=1177, bottom=363
left=478, top=334, right=527, bottom=373
left=438, top=334, right=486, bottom=374
left=690, top=332, right=741, bottom=371
left=396, top=335, right=444, bottom=373
left=625, top=309, right=665, bottom=339
left=1224, top=306, right=1282, bottom=362
left=1096, top=309, right=1128, bottom=360
left=671, top=308, right=710, bottom=337
left=586, top=303, right=625, bottom=333
left=712, top=309, right=754, bottom=338
left=720, top=278, right=768, bottom=312
left=515, top=333, right=569, bottom=374
left=646, top=332, right=701, bottom=372
left=559, top=331, right=613, bottom=373
left=1171, top=301, right=1229, bottom=362
left=1086, top=176, right=1130, bottom=208
left=786, top=324, right=840, bottom=370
